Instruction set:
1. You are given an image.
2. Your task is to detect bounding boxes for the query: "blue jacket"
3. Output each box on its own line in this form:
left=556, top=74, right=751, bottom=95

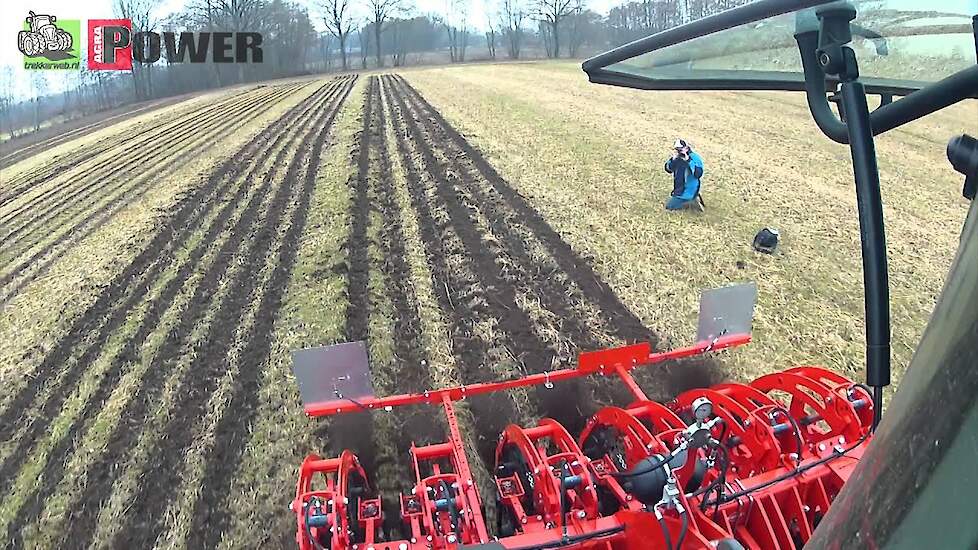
left=664, top=151, right=704, bottom=200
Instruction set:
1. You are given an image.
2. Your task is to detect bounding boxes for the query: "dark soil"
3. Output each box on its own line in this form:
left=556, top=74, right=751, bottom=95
left=1, top=77, right=356, bottom=550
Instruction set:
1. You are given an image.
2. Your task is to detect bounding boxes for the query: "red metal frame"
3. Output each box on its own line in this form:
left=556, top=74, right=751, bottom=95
left=294, top=334, right=873, bottom=550
left=303, top=333, right=750, bottom=416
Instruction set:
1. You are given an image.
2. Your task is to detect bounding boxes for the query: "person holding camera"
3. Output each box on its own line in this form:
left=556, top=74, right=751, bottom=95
left=664, top=138, right=705, bottom=211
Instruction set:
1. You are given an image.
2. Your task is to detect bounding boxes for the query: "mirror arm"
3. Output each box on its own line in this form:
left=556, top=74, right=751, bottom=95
left=796, top=30, right=849, bottom=144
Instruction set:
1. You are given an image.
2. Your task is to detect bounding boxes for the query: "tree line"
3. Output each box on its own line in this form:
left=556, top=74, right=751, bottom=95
left=1, top=0, right=751, bottom=138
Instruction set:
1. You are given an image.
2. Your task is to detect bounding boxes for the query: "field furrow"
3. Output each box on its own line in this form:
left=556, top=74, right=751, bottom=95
left=0, top=85, right=286, bottom=251
left=382, top=79, right=535, bottom=494
left=84, top=77, right=354, bottom=550
left=0, top=77, right=354, bottom=549
left=0, top=86, right=259, bottom=202
left=0, top=94, right=193, bottom=171
left=0, top=85, right=306, bottom=304
left=0, top=83, right=321, bottom=471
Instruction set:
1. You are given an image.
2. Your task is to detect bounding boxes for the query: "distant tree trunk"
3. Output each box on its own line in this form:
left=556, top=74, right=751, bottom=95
left=540, top=22, right=553, bottom=57
left=446, top=25, right=457, bottom=62
left=374, top=20, right=383, bottom=67
left=550, top=19, right=559, bottom=57
left=359, top=28, right=369, bottom=68
left=485, top=27, right=496, bottom=59
left=33, top=99, right=41, bottom=132
left=130, top=68, right=140, bottom=100
left=339, top=33, right=348, bottom=70
left=320, top=34, right=328, bottom=71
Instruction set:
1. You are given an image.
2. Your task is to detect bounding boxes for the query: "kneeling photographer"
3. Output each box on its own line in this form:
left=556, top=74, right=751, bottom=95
left=664, top=138, right=705, bottom=211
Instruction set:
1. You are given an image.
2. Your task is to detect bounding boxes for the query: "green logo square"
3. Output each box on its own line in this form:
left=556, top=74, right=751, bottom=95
left=20, top=13, right=81, bottom=70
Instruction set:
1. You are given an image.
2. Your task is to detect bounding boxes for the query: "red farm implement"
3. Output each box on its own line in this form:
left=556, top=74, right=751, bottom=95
left=289, top=284, right=874, bottom=550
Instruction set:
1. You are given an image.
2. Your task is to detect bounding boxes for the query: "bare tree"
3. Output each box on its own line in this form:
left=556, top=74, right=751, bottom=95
left=566, top=0, right=585, bottom=58
left=368, top=0, right=403, bottom=67
left=322, top=33, right=334, bottom=70
left=0, top=67, right=17, bottom=138
left=115, top=0, right=157, bottom=100
left=389, top=18, right=407, bottom=66
left=499, top=0, right=527, bottom=59
left=442, top=0, right=469, bottom=62
left=29, top=73, right=46, bottom=132
left=321, top=0, right=353, bottom=70
left=197, top=0, right=265, bottom=82
left=357, top=25, right=370, bottom=68
left=532, top=0, right=575, bottom=58
left=485, top=14, right=497, bottom=59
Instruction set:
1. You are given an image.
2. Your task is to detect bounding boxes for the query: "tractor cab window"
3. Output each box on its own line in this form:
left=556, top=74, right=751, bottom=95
left=591, top=0, right=976, bottom=93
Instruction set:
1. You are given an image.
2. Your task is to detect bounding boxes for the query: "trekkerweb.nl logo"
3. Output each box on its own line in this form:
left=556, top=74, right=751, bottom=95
left=18, top=11, right=81, bottom=70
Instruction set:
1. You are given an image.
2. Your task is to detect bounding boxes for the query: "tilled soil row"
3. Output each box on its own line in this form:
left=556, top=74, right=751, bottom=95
left=0, top=81, right=327, bottom=459
left=388, top=76, right=622, bottom=428
left=79, top=76, right=355, bottom=550
left=0, top=84, right=307, bottom=303
left=391, top=75, right=725, bottom=400
left=338, top=77, right=468, bottom=539
left=162, top=75, right=359, bottom=550
left=0, top=85, right=262, bottom=202
left=0, top=77, right=354, bottom=549
left=0, top=93, right=192, bottom=170
left=382, top=75, right=532, bottom=425
left=373, top=75, right=523, bottom=530
left=386, top=74, right=607, bottom=434
left=343, top=75, right=400, bottom=536
left=0, top=84, right=293, bottom=253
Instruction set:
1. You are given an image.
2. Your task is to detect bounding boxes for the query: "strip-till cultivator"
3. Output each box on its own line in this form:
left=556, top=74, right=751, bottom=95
left=290, top=285, right=873, bottom=550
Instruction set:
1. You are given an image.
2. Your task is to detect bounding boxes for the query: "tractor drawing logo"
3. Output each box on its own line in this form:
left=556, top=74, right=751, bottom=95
left=19, top=11, right=77, bottom=62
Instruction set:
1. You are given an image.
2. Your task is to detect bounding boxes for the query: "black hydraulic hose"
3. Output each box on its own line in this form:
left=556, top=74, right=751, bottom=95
left=657, top=513, right=674, bottom=550
left=797, top=30, right=978, bottom=143
left=690, top=445, right=729, bottom=514
left=796, top=31, right=849, bottom=144
left=842, top=79, right=890, bottom=431
left=676, top=511, right=689, bottom=550
left=870, top=65, right=978, bottom=135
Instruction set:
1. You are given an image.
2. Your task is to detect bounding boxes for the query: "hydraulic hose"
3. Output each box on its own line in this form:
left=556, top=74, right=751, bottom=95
left=657, top=513, right=674, bottom=550
left=676, top=511, right=689, bottom=550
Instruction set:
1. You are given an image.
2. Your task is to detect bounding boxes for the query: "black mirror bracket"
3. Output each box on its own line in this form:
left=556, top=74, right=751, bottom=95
left=802, top=2, right=891, bottom=431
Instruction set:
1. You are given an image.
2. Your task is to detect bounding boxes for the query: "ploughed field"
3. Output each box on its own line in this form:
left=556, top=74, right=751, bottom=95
left=0, top=63, right=971, bottom=548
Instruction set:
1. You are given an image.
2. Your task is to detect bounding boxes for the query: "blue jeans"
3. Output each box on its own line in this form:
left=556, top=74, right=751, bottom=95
left=665, top=196, right=693, bottom=210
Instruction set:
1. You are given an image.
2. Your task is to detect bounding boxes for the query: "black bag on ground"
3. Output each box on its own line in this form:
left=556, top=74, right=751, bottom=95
left=753, top=227, right=780, bottom=254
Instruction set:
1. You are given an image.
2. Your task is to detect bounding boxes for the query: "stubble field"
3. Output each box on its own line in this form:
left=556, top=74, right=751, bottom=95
left=0, top=62, right=972, bottom=548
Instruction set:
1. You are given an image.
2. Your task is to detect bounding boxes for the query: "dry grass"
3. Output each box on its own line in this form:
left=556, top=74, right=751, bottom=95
left=0, top=60, right=972, bottom=549
left=403, top=61, right=974, bottom=391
